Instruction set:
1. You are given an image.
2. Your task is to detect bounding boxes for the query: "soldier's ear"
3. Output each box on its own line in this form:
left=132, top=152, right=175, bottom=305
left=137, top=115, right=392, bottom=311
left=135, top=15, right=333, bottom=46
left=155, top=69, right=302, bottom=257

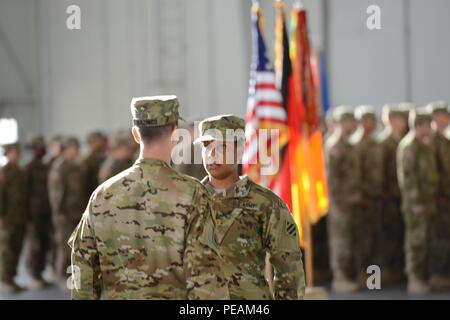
left=131, top=126, right=141, bottom=145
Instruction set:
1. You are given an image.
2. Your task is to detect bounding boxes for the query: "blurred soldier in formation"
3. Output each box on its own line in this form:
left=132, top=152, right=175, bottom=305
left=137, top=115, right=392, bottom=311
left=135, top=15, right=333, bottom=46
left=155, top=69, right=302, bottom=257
left=98, top=129, right=134, bottom=183
left=24, top=137, right=52, bottom=288
left=325, top=106, right=360, bottom=293
left=47, top=135, right=64, bottom=275
left=0, top=143, right=27, bottom=293
left=350, top=105, right=381, bottom=286
left=376, top=103, right=410, bottom=285
left=397, top=107, right=437, bottom=294
left=81, top=131, right=106, bottom=204
left=69, top=96, right=228, bottom=299
left=427, top=101, right=450, bottom=289
left=48, top=135, right=63, bottom=169
left=48, top=137, right=85, bottom=289
left=195, top=114, right=305, bottom=299
left=172, top=119, right=207, bottom=180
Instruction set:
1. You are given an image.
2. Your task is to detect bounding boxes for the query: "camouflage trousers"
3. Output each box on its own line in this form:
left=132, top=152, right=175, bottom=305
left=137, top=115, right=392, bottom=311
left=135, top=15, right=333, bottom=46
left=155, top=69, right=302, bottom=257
left=403, top=205, right=433, bottom=278
left=354, top=202, right=380, bottom=271
left=327, top=203, right=357, bottom=277
left=0, top=222, right=26, bottom=282
left=26, top=212, right=52, bottom=278
left=379, top=200, right=405, bottom=273
left=53, top=215, right=80, bottom=281
left=429, top=198, right=450, bottom=276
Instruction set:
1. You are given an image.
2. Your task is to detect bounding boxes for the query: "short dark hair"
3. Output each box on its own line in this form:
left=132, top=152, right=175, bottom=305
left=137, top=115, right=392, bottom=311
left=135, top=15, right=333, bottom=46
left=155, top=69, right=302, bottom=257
left=137, top=123, right=175, bottom=144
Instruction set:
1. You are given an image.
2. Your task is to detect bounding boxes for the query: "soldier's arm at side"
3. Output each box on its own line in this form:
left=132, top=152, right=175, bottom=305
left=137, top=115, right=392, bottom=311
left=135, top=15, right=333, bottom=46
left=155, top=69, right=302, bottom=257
left=327, top=147, right=345, bottom=204
left=68, top=203, right=101, bottom=300
left=184, top=186, right=229, bottom=300
left=398, top=145, right=422, bottom=205
left=265, top=200, right=305, bottom=300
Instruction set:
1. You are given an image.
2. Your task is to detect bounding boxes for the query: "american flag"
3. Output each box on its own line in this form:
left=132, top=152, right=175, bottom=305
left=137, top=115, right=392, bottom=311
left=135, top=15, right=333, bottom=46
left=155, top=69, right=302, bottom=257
left=243, top=4, right=288, bottom=188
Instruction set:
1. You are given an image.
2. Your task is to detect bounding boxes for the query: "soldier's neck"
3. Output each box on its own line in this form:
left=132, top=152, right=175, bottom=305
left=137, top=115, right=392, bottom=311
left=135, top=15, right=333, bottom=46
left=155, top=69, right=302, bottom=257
left=209, top=173, right=240, bottom=190
left=140, top=143, right=171, bottom=165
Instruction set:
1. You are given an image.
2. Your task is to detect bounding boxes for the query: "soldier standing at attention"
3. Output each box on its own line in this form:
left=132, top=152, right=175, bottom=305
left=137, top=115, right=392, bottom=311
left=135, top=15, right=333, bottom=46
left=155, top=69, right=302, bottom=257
left=351, top=105, right=381, bottom=287
left=48, top=135, right=63, bottom=169
left=397, top=108, right=438, bottom=294
left=24, top=137, right=52, bottom=288
left=48, top=137, right=85, bottom=289
left=68, top=96, right=228, bottom=300
left=194, top=114, right=305, bottom=300
left=0, top=143, right=27, bottom=294
left=376, top=103, right=409, bottom=286
left=427, top=101, right=450, bottom=290
left=82, top=131, right=106, bottom=205
left=325, top=106, right=360, bottom=293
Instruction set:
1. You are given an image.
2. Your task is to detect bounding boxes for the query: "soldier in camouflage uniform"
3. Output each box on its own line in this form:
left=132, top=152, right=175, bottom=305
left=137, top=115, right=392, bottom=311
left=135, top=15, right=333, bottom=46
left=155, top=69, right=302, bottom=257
left=48, top=137, right=85, bottom=288
left=98, top=130, right=134, bottom=183
left=81, top=131, right=106, bottom=205
left=24, top=136, right=52, bottom=288
left=350, top=105, right=381, bottom=286
left=325, top=106, right=360, bottom=293
left=47, top=135, right=64, bottom=271
left=68, top=96, right=228, bottom=300
left=427, top=101, right=450, bottom=289
left=48, top=135, right=63, bottom=169
left=376, top=103, right=410, bottom=285
left=194, top=114, right=305, bottom=300
left=397, top=108, right=438, bottom=294
left=0, top=143, right=27, bottom=293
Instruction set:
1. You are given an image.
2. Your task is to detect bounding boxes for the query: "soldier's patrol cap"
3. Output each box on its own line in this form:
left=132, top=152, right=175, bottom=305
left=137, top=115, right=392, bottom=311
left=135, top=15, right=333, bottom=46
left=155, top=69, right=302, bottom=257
left=111, top=129, right=132, bottom=148
left=427, top=101, right=449, bottom=115
left=382, top=103, right=405, bottom=123
left=2, top=142, right=20, bottom=154
left=62, top=136, right=80, bottom=148
left=194, top=114, right=246, bottom=144
left=26, top=136, right=46, bottom=150
left=355, top=105, right=376, bottom=121
left=409, top=107, right=432, bottom=128
left=333, top=105, right=355, bottom=121
left=87, top=131, right=105, bottom=142
left=130, top=95, right=182, bottom=127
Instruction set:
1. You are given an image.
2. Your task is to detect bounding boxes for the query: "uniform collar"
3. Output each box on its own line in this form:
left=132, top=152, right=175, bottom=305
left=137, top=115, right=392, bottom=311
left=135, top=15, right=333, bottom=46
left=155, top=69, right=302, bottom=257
left=201, top=175, right=252, bottom=199
left=134, top=157, right=171, bottom=169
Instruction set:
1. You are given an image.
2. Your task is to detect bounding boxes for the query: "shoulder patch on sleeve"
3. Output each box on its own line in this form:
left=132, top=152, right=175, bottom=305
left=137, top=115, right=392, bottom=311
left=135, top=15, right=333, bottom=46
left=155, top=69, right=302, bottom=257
left=286, top=220, right=297, bottom=237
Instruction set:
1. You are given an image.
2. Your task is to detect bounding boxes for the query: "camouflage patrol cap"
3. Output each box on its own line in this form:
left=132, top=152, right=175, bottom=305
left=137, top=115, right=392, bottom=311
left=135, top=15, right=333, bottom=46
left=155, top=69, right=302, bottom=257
left=62, top=136, right=80, bottom=148
left=87, top=131, right=105, bottom=142
left=194, top=114, right=246, bottom=144
left=382, top=103, right=404, bottom=123
left=427, top=101, right=449, bottom=115
left=130, top=95, right=181, bottom=127
left=355, top=105, right=376, bottom=121
left=409, top=107, right=432, bottom=128
left=333, top=105, right=355, bottom=121
left=26, top=136, right=46, bottom=150
left=111, top=129, right=132, bottom=148
left=2, top=142, right=20, bottom=154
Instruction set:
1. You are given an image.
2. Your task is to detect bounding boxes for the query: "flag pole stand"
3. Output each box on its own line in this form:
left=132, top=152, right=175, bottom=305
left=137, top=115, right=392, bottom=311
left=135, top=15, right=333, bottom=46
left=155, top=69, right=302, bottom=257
left=303, top=215, right=329, bottom=300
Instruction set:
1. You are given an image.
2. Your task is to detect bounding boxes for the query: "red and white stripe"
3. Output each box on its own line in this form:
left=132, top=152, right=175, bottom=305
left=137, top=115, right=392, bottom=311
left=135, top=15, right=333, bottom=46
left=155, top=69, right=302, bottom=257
left=243, top=71, right=286, bottom=173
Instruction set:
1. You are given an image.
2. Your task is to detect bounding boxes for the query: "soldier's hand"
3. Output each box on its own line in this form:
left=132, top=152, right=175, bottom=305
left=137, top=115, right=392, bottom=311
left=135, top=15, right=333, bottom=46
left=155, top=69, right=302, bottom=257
left=412, top=204, right=426, bottom=215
